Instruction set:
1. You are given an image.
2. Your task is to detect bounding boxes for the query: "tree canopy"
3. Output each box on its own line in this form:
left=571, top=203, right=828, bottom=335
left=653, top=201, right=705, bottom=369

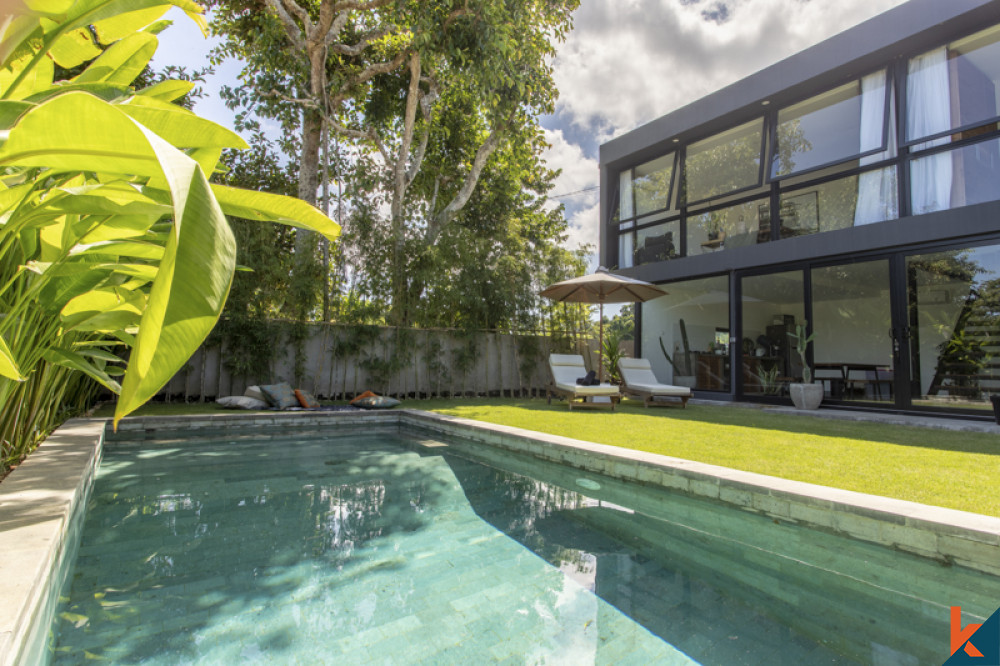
left=208, top=0, right=586, bottom=327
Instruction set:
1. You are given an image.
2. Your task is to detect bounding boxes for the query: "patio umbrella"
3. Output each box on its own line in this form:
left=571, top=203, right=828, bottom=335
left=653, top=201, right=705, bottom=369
left=540, top=267, right=667, bottom=381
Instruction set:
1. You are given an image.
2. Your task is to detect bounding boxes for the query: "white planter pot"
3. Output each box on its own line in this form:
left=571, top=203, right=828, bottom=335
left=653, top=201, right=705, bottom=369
left=789, top=383, right=824, bottom=410
left=674, top=375, right=697, bottom=388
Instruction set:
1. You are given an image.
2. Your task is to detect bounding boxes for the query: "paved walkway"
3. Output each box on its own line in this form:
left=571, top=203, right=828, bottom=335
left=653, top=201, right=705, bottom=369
left=690, top=399, right=1000, bottom=434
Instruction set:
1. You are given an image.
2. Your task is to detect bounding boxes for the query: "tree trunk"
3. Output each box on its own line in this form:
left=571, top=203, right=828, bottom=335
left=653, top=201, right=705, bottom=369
left=292, top=107, right=324, bottom=318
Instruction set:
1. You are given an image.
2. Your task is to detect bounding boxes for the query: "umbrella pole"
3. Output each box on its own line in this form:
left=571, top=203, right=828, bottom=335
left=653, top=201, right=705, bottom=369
left=598, top=302, right=604, bottom=383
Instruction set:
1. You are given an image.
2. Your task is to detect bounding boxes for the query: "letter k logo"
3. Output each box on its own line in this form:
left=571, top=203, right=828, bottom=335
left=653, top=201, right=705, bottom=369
left=945, top=606, right=1000, bottom=666
left=953, top=607, right=985, bottom=658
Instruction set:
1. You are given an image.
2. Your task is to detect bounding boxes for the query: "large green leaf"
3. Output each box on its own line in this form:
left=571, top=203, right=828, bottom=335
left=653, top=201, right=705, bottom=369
left=122, top=95, right=247, bottom=150
left=0, top=92, right=175, bottom=178
left=115, top=125, right=236, bottom=427
left=61, top=286, right=145, bottom=332
left=75, top=32, right=157, bottom=86
left=137, top=79, right=194, bottom=103
left=24, top=81, right=128, bottom=104
left=211, top=184, right=342, bottom=242
left=0, top=47, right=53, bottom=99
left=0, top=335, right=26, bottom=381
left=70, top=240, right=165, bottom=260
left=0, top=16, right=42, bottom=71
left=3, top=1, right=202, bottom=97
left=48, top=27, right=101, bottom=68
left=0, top=101, right=34, bottom=129
left=42, top=347, right=121, bottom=393
left=37, top=264, right=110, bottom=315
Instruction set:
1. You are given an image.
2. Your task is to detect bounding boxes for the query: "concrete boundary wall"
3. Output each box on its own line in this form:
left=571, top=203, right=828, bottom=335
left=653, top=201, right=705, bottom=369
left=155, top=325, right=594, bottom=402
left=4, top=410, right=1000, bottom=664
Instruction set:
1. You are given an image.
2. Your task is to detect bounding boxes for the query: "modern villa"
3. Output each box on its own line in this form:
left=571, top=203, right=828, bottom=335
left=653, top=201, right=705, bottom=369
left=601, top=0, right=1000, bottom=418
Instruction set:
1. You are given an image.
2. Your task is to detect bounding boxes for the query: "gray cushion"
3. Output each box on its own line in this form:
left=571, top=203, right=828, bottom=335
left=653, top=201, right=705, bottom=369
left=244, top=385, right=267, bottom=401
left=217, top=396, right=269, bottom=410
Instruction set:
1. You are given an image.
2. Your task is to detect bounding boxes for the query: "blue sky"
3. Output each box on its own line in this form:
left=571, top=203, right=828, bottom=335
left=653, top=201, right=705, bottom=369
left=154, top=0, right=910, bottom=265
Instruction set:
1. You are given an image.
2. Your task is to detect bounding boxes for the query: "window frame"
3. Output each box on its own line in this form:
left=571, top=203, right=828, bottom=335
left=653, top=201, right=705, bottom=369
left=768, top=70, right=893, bottom=184
left=902, top=26, right=1000, bottom=148
left=683, top=118, right=768, bottom=208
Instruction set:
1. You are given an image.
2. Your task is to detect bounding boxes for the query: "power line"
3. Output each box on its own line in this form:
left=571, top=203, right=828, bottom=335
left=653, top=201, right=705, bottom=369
left=548, top=185, right=599, bottom=199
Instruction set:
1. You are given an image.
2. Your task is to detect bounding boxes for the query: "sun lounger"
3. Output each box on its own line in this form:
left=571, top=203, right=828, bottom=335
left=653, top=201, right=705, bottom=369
left=547, top=354, right=620, bottom=411
left=618, top=357, right=691, bottom=408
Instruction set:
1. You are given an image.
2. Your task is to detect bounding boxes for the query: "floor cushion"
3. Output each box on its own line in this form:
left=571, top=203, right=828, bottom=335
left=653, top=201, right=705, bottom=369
left=350, top=390, right=378, bottom=405
left=259, top=382, right=299, bottom=410
left=244, top=385, right=267, bottom=402
left=295, top=389, right=321, bottom=409
left=217, top=396, right=269, bottom=410
left=352, top=396, right=401, bottom=410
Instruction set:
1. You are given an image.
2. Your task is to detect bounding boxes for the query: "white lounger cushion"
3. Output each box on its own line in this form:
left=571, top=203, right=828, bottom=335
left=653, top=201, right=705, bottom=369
left=619, top=358, right=692, bottom=396
left=549, top=354, right=620, bottom=395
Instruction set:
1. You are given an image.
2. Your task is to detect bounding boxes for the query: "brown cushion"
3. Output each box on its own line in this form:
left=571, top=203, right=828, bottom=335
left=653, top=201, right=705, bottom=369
left=294, top=389, right=320, bottom=409
left=350, top=390, right=378, bottom=405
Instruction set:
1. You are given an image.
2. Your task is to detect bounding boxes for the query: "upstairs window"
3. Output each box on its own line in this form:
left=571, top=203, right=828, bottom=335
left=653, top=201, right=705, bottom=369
left=633, top=154, right=676, bottom=216
left=907, top=25, right=1000, bottom=216
left=772, top=70, right=891, bottom=179
left=907, top=25, right=1000, bottom=147
left=685, top=119, right=765, bottom=204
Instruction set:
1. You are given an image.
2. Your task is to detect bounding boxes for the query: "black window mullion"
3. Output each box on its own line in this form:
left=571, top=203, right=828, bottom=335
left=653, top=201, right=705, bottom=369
left=679, top=146, right=688, bottom=257
left=895, top=58, right=912, bottom=220
left=765, top=107, right=780, bottom=242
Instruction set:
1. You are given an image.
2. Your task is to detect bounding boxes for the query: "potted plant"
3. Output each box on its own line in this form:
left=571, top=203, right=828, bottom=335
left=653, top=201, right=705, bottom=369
left=787, top=322, right=823, bottom=410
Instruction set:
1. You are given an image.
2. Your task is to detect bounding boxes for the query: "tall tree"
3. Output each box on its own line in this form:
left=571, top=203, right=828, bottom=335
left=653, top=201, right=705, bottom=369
left=209, top=0, right=579, bottom=323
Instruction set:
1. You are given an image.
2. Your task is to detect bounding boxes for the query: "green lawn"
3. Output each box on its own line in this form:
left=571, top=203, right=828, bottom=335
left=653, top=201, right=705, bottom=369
left=93, top=397, right=1000, bottom=517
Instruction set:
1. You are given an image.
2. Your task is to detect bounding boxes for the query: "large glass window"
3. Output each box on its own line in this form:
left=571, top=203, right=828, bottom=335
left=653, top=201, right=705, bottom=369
left=741, top=271, right=805, bottom=396
left=907, top=25, right=1000, bottom=145
left=778, top=167, right=898, bottom=239
left=635, top=215, right=679, bottom=265
left=685, top=119, right=764, bottom=204
left=641, top=275, right=730, bottom=391
left=811, top=261, right=893, bottom=402
left=773, top=71, right=889, bottom=178
left=910, top=137, right=1000, bottom=215
left=634, top=154, right=676, bottom=216
left=687, top=198, right=770, bottom=256
left=907, top=244, right=1000, bottom=411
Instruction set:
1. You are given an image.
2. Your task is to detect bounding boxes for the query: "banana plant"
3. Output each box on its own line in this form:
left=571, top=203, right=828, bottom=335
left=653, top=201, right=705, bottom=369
left=0, top=1, right=340, bottom=468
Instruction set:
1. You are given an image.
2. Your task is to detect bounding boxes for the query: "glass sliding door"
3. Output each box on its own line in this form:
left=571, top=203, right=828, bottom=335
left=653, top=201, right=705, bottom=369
left=906, top=244, right=1000, bottom=412
left=811, top=260, right=894, bottom=403
left=641, top=275, right=730, bottom=391
left=740, top=271, right=805, bottom=397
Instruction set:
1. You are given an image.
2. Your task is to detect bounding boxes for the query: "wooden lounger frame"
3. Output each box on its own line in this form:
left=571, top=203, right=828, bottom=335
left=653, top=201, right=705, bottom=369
left=620, top=386, right=689, bottom=408
left=546, top=382, right=620, bottom=411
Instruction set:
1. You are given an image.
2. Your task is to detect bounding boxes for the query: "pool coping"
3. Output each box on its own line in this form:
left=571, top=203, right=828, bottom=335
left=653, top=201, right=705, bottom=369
left=2, top=409, right=999, bottom=665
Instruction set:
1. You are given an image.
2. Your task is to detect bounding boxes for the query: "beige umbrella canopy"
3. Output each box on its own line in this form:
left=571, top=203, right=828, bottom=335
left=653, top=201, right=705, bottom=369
left=540, top=267, right=667, bottom=381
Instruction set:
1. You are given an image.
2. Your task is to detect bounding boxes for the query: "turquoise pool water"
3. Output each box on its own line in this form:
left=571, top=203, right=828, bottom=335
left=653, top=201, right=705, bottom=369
left=48, top=424, right=998, bottom=664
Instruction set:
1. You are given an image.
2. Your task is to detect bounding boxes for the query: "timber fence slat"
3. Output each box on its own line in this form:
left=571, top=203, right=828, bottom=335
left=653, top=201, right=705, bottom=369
left=155, top=323, right=567, bottom=401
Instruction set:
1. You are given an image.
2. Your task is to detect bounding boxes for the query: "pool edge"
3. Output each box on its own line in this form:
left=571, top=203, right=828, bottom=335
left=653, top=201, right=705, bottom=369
left=0, top=418, right=104, bottom=666
left=397, top=410, right=1000, bottom=574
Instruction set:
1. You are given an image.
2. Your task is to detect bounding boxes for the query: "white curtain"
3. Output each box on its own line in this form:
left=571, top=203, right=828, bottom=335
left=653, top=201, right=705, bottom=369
left=618, top=232, right=633, bottom=269
left=907, top=47, right=953, bottom=214
left=619, top=170, right=634, bottom=220
left=855, top=70, right=899, bottom=225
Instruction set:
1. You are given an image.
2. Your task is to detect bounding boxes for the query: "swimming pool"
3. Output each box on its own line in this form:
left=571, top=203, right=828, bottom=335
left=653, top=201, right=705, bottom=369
left=46, top=422, right=999, bottom=664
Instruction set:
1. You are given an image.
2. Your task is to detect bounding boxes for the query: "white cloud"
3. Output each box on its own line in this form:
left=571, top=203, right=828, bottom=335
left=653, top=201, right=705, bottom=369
left=542, top=128, right=599, bottom=205
left=551, top=0, right=910, bottom=139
